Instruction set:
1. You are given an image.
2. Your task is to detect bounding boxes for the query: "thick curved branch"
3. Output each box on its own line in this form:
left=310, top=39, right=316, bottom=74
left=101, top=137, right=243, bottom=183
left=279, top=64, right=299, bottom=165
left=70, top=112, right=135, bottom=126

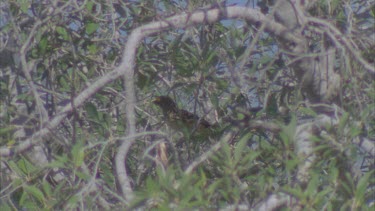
left=294, top=114, right=339, bottom=184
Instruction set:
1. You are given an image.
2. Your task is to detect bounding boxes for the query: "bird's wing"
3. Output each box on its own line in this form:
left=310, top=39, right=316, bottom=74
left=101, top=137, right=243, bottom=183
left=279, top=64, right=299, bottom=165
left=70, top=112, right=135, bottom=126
left=179, top=109, right=211, bottom=128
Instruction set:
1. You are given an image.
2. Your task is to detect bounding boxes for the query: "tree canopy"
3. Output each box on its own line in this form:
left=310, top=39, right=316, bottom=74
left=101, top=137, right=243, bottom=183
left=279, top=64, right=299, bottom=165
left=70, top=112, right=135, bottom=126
left=0, top=0, right=374, bottom=210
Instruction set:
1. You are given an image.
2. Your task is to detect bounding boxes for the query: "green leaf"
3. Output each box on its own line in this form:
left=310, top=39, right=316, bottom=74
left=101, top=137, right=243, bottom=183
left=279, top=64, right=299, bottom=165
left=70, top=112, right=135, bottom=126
left=72, top=143, right=85, bottom=167
left=0, top=125, right=16, bottom=135
left=23, top=185, right=45, bottom=204
left=42, top=179, right=52, bottom=198
left=338, top=112, right=349, bottom=133
left=18, top=0, right=30, bottom=13
left=16, top=92, right=33, bottom=101
left=203, top=50, right=217, bottom=66
left=58, top=75, right=70, bottom=91
left=56, top=26, right=69, bottom=40
left=85, top=1, right=95, bottom=12
left=355, top=170, right=374, bottom=203
left=234, top=133, right=251, bottom=164
left=76, top=69, right=89, bottom=82
left=285, top=157, right=299, bottom=171
left=49, top=154, right=68, bottom=168
left=17, top=157, right=37, bottom=175
left=298, top=106, right=318, bottom=117
left=313, top=187, right=331, bottom=204
left=38, top=37, right=48, bottom=54
left=305, top=173, right=319, bottom=196
left=0, top=203, right=12, bottom=211
left=217, top=79, right=229, bottom=90
left=280, top=115, right=296, bottom=146
left=54, top=180, right=67, bottom=195
left=12, top=178, right=23, bottom=187
left=87, top=43, right=98, bottom=54
left=85, top=23, right=99, bottom=35
left=283, top=185, right=303, bottom=199
left=85, top=102, right=100, bottom=122
left=76, top=171, right=90, bottom=180
left=19, top=191, right=27, bottom=206
left=68, top=195, right=79, bottom=206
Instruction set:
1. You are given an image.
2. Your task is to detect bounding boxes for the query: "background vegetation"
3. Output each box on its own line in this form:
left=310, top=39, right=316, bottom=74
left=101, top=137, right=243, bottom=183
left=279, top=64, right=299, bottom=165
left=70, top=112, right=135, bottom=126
left=0, top=0, right=374, bottom=210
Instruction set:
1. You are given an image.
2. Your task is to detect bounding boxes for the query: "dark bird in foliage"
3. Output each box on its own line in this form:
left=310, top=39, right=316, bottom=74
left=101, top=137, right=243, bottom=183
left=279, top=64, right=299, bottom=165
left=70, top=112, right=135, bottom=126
left=153, top=96, right=211, bottom=131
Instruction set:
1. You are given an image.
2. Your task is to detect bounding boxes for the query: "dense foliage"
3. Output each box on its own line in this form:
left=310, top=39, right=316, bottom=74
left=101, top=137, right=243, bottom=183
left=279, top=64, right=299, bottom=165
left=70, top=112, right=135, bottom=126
left=0, top=0, right=373, bottom=210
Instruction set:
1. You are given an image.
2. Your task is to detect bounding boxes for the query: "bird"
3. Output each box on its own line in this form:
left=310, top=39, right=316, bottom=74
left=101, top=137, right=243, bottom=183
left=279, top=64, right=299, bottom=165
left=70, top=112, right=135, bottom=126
left=152, top=96, right=213, bottom=138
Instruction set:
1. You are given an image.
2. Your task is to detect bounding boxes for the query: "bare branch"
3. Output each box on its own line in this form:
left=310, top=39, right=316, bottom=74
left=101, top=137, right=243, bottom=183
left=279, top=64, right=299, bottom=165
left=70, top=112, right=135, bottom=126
left=184, top=129, right=238, bottom=174
left=307, top=17, right=375, bottom=74
left=255, top=193, right=298, bottom=211
left=295, top=114, right=339, bottom=184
